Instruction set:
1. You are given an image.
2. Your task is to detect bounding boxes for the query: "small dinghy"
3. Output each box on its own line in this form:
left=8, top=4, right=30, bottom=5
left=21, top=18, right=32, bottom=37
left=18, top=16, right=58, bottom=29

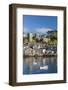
left=40, top=66, right=48, bottom=70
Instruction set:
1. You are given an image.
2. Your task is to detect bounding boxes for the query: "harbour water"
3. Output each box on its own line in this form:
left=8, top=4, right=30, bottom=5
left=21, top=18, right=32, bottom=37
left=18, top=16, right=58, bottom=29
left=23, top=56, right=57, bottom=75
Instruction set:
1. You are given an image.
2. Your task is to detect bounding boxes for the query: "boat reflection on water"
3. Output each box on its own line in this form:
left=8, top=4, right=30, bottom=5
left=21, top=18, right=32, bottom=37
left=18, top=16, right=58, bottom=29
left=23, top=56, right=57, bottom=75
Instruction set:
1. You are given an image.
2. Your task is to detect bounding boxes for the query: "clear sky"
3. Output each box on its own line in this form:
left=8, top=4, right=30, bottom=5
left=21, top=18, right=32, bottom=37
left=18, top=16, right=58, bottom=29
left=23, top=15, right=57, bottom=34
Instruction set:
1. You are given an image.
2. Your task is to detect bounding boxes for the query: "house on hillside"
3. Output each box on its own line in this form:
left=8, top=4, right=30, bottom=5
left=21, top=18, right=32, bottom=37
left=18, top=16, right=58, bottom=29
left=43, top=37, right=50, bottom=43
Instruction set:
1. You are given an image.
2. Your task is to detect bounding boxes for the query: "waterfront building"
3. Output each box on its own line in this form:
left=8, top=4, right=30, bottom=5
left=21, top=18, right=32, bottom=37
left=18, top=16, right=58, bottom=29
left=24, top=48, right=33, bottom=56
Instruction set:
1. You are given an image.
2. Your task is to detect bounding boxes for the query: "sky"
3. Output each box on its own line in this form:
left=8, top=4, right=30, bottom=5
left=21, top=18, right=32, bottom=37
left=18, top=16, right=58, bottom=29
left=23, top=15, right=57, bottom=34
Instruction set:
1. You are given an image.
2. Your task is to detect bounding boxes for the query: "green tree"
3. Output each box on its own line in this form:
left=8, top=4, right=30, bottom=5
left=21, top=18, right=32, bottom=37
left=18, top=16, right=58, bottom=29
left=47, top=30, right=57, bottom=45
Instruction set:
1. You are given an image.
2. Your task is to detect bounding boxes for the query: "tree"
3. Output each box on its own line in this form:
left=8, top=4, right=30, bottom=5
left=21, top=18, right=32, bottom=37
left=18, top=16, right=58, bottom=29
left=47, top=30, right=57, bottom=45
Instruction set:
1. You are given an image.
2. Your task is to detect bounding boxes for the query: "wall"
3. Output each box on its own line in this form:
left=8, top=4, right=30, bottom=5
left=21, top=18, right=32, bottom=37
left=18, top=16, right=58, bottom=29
left=0, top=0, right=68, bottom=90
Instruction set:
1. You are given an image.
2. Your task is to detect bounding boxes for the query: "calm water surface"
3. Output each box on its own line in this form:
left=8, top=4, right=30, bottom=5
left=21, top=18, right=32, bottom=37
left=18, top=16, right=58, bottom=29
left=23, top=57, right=57, bottom=75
